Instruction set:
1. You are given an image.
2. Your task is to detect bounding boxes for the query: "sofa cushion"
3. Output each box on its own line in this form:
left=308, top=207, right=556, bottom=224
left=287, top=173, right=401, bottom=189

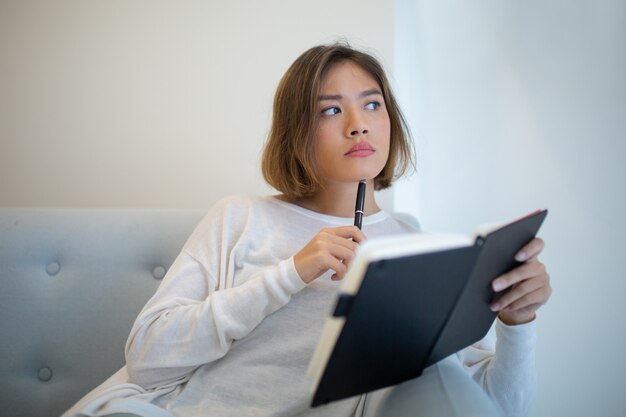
left=0, top=208, right=204, bottom=417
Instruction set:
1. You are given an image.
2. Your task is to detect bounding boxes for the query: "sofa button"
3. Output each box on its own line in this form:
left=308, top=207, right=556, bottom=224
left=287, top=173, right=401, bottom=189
left=46, top=262, right=60, bottom=276
left=152, top=266, right=166, bottom=280
left=38, top=367, right=53, bottom=382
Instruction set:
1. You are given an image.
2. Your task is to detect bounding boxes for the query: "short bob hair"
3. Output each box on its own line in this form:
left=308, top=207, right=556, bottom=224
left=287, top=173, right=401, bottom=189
left=262, top=43, right=415, bottom=200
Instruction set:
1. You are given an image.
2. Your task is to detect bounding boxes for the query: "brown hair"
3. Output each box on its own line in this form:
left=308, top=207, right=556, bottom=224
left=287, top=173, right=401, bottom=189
left=262, top=42, right=415, bottom=199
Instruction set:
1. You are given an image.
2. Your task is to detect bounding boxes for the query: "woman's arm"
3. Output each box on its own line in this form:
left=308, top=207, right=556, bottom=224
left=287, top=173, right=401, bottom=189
left=125, top=250, right=305, bottom=389
left=459, top=237, right=551, bottom=417
left=459, top=319, right=537, bottom=417
left=124, top=197, right=308, bottom=389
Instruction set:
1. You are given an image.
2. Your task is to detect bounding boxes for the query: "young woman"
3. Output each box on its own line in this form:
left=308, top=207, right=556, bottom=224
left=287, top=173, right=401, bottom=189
left=63, top=43, right=551, bottom=417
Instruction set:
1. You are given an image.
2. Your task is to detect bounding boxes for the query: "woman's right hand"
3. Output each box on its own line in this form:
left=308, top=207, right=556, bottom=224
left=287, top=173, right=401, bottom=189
left=294, top=226, right=367, bottom=283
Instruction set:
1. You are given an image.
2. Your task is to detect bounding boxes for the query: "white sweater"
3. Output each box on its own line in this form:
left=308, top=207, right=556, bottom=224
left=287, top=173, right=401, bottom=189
left=63, top=195, right=536, bottom=417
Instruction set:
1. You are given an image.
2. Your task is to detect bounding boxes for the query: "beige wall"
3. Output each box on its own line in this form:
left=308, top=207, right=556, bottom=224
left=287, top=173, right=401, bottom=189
left=0, top=1, right=395, bottom=209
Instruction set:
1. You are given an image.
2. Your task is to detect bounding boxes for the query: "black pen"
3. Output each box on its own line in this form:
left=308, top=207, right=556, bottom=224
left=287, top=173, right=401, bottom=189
left=354, top=180, right=366, bottom=230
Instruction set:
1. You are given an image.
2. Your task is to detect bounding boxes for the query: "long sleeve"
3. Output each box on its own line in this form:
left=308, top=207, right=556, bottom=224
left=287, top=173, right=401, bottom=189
left=457, top=319, right=537, bottom=417
left=62, top=196, right=419, bottom=417
left=124, top=197, right=307, bottom=389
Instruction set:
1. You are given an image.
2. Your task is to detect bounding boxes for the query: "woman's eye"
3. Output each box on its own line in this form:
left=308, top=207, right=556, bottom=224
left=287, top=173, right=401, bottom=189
left=365, top=101, right=381, bottom=110
left=321, top=106, right=341, bottom=116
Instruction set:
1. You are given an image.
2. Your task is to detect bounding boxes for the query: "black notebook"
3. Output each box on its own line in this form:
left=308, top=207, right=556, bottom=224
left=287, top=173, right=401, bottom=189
left=308, top=209, right=548, bottom=407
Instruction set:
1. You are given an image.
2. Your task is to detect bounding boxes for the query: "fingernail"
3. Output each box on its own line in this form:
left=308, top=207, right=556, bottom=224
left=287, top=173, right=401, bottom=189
left=490, top=303, right=500, bottom=312
left=515, top=251, right=527, bottom=262
left=493, top=281, right=503, bottom=292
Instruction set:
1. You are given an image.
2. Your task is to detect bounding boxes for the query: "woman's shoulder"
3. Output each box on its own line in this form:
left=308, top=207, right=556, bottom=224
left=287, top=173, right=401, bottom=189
left=193, top=194, right=284, bottom=232
left=364, top=211, right=419, bottom=238
left=389, top=212, right=421, bottom=232
left=184, top=194, right=271, bottom=253
left=206, top=194, right=271, bottom=215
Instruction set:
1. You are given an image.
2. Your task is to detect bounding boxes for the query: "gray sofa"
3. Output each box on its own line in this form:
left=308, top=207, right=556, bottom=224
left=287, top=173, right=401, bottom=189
left=0, top=208, right=501, bottom=417
left=0, top=208, right=205, bottom=417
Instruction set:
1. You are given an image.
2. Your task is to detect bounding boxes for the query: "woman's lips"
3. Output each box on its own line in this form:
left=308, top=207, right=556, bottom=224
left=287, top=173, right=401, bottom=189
left=345, top=143, right=375, bottom=157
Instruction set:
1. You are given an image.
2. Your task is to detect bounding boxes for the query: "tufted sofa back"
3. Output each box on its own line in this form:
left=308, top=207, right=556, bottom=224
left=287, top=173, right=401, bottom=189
left=0, top=208, right=205, bottom=417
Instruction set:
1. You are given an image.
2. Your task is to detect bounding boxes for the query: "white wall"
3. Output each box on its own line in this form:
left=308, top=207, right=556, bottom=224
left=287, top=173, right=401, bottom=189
left=0, top=0, right=395, bottom=209
left=395, top=1, right=626, bottom=416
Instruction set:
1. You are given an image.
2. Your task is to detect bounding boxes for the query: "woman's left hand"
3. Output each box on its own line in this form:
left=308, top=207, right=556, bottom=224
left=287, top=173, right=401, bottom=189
left=490, top=237, right=552, bottom=325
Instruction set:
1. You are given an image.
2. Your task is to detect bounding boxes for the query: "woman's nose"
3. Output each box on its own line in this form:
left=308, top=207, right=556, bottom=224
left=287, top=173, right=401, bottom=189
left=346, top=110, right=368, bottom=137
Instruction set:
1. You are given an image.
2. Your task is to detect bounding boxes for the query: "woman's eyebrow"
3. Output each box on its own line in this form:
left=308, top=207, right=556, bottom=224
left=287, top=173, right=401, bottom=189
left=319, top=93, right=342, bottom=101
left=318, top=89, right=383, bottom=101
left=360, top=88, right=383, bottom=98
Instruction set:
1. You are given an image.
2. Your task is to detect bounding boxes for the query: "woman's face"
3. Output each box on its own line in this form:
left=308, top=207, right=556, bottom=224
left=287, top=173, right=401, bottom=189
left=314, top=61, right=391, bottom=187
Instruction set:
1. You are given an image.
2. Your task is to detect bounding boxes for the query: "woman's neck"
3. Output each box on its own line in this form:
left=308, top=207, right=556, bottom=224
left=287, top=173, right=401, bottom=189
left=284, top=180, right=381, bottom=218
